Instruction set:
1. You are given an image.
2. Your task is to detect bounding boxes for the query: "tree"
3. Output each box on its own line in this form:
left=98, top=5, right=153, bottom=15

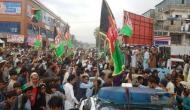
left=94, top=27, right=106, bottom=52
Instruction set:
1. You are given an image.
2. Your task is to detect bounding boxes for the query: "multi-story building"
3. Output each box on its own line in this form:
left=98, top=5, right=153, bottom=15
left=143, top=9, right=155, bottom=19
left=143, top=0, right=190, bottom=46
left=0, top=0, right=68, bottom=47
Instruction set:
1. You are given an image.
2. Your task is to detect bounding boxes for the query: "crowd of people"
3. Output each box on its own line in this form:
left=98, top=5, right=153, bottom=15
left=0, top=45, right=189, bottom=110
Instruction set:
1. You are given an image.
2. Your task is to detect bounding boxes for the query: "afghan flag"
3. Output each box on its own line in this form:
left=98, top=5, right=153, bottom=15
left=54, top=27, right=64, bottom=57
left=64, top=27, right=73, bottom=48
left=120, top=11, right=133, bottom=37
left=100, top=0, right=124, bottom=76
left=34, top=28, right=42, bottom=49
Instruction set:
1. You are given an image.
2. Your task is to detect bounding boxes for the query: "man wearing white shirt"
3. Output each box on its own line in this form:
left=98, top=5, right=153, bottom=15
left=143, top=47, right=149, bottom=70
left=166, top=75, right=175, bottom=93
left=64, top=74, right=79, bottom=110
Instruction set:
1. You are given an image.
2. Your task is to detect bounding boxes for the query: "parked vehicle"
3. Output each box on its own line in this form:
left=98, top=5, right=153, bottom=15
left=158, top=45, right=190, bottom=57
left=79, top=87, right=176, bottom=110
left=151, top=58, right=184, bottom=80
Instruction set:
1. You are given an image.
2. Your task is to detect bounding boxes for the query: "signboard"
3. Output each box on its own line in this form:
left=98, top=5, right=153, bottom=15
left=154, top=36, right=171, bottom=46
left=154, top=41, right=169, bottom=46
left=7, top=34, right=24, bottom=43
left=0, top=2, right=21, bottom=15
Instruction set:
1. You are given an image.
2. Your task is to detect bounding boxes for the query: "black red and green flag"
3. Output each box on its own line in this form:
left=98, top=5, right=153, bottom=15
left=100, top=0, right=124, bottom=76
left=34, top=27, right=42, bottom=49
left=54, top=27, right=64, bottom=57
left=34, top=34, right=42, bottom=49
left=64, top=26, right=73, bottom=48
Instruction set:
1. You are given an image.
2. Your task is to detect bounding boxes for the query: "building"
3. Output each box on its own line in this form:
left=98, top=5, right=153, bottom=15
left=142, top=9, right=155, bottom=19
left=0, top=0, right=68, bottom=48
left=143, top=0, right=190, bottom=46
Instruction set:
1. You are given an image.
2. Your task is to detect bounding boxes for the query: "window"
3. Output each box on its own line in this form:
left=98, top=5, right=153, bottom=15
left=0, top=22, right=20, bottom=34
left=175, top=15, right=181, bottom=18
left=171, top=20, right=174, bottom=25
left=182, top=0, right=184, bottom=4
left=46, top=30, right=54, bottom=38
left=40, top=28, right=46, bottom=38
left=188, top=15, right=190, bottom=19
left=171, top=35, right=181, bottom=45
left=27, top=24, right=40, bottom=36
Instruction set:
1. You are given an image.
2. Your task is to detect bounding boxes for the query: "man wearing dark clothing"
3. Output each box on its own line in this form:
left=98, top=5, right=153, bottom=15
left=0, top=79, right=6, bottom=102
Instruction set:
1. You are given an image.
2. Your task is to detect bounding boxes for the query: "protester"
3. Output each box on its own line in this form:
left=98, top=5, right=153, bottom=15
left=7, top=68, right=18, bottom=91
left=148, top=76, right=162, bottom=90
left=0, top=79, right=6, bottom=102
left=143, top=47, right=149, bottom=70
left=77, top=73, right=93, bottom=100
left=2, top=62, right=11, bottom=83
left=166, top=75, right=175, bottom=93
left=137, top=76, right=147, bottom=88
left=13, top=82, right=22, bottom=95
left=0, top=44, right=190, bottom=110
left=13, top=83, right=33, bottom=110
left=64, top=74, right=79, bottom=110
left=159, top=79, right=168, bottom=91
left=48, top=96, right=63, bottom=110
left=29, top=72, right=46, bottom=110
left=102, top=73, right=113, bottom=87
left=183, top=60, right=189, bottom=81
left=0, top=90, right=17, bottom=110
left=176, top=88, right=190, bottom=110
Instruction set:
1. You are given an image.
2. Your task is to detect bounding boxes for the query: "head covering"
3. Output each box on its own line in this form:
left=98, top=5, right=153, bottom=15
left=30, top=72, right=39, bottom=79
left=80, top=73, right=89, bottom=78
left=21, top=83, right=33, bottom=92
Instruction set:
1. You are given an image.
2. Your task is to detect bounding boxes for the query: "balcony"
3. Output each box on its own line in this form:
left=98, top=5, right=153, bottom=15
left=162, top=4, right=190, bottom=13
left=168, top=26, right=181, bottom=32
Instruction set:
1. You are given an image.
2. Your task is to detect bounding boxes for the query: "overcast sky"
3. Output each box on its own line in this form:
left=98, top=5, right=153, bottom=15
left=40, top=0, right=162, bottom=44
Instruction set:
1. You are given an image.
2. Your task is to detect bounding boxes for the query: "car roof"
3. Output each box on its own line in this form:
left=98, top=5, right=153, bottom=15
left=168, top=58, right=184, bottom=62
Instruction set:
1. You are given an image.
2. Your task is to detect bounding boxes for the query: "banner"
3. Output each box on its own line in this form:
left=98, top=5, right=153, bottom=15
left=27, top=36, right=35, bottom=46
left=7, top=34, right=24, bottom=43
left=0, top=2, right=21, bottom=15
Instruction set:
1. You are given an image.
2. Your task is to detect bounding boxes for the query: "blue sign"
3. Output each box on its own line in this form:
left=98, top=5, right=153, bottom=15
left=0, top=2, right=21, bottom=14
left=154, top=41, right=169, bottom=46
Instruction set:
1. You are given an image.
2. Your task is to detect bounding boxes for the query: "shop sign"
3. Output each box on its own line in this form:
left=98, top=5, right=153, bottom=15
left=7, top=34, right=24, bottom=43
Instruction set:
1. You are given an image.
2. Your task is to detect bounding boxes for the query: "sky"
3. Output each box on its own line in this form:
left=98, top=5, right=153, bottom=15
left=40, top=0, right=162, bottom=44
